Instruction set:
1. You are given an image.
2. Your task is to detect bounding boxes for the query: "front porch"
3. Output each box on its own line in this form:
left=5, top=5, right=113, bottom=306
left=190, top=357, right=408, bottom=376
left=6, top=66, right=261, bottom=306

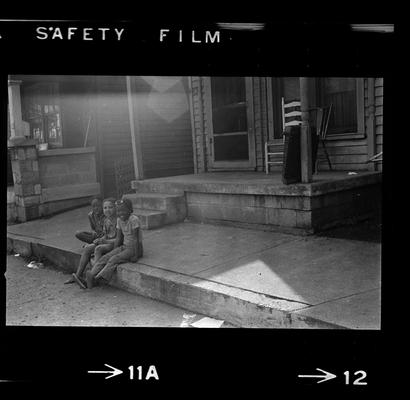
left=130, top=170, right=382, bottom=234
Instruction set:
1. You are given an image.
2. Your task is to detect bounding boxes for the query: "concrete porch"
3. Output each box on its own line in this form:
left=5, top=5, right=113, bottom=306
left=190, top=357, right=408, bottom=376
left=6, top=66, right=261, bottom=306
left=131, top=171, right=382, bottom=234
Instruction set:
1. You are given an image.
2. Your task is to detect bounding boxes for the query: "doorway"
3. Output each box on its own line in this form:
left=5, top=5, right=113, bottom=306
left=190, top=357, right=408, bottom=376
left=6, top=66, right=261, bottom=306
left=205, top=77, right=255, bottom=170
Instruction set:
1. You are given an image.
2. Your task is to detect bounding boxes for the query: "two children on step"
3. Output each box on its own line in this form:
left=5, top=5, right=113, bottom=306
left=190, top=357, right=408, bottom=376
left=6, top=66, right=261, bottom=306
left=66, top=196, right=142, bottom=289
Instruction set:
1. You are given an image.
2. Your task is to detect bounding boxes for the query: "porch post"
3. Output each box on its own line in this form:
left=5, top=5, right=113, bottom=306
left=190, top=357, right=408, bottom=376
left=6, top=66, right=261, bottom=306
left=299, top=77, right=312, bottom=183
left=8, top=79, right=29, bottom=139
left=126, top=76, right=144, bottom=180
left=8, top=79, right=41, bottom=222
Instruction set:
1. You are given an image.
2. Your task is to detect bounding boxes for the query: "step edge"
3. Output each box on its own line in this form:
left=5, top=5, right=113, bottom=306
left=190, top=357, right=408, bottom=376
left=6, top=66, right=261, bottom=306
left=114, top=262, right=348, bottom=329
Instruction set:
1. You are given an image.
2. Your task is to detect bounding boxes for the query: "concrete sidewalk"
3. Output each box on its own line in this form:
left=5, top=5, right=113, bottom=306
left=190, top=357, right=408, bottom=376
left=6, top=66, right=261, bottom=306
left=6, top=206, right=381, bottom=329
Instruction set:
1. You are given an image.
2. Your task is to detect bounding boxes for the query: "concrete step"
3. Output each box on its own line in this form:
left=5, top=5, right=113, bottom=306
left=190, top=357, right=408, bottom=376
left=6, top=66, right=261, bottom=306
left=132, top=209, right=166, bottom=230
left=132, top=180, right=186, bottom=195
left=124, top=192, right=183, bottom=211
left=112, top=263, right=345, bottom=329
left=124, top=192, right=187, bottom=225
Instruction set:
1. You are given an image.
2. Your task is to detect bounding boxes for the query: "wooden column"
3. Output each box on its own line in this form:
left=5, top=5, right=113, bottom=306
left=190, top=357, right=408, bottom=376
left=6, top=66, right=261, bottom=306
left=8, top=79, right=29, bottom=138
left=300, top=77, right=312, bottom=183
left=187, top=77, right=199, bottom=174
left=126, top=76, right=144, bottom=180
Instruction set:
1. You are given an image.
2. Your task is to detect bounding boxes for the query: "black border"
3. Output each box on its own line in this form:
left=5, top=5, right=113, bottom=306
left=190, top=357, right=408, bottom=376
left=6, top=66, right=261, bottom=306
left=0, top=14, right=398, bottom=393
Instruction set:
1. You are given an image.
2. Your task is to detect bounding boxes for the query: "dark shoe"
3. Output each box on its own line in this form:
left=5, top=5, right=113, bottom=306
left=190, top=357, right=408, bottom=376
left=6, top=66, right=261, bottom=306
left=72, top=273, right=87, bottom=289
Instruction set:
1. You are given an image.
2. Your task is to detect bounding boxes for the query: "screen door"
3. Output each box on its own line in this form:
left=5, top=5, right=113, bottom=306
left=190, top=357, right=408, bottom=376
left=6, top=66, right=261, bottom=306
left=206, top=77, right=255, bottom=169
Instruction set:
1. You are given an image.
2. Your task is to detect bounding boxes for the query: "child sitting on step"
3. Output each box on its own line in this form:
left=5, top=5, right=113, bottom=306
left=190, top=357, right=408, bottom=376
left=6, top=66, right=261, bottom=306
left=75, top=197, right=105, bottom=245
left=66, top=197, right=118, bottom=288
left=85, top=198, right=143, bottom=289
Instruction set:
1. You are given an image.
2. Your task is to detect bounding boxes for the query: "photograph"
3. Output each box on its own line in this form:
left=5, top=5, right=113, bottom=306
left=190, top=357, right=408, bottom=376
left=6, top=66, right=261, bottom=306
left=6, top=74, right=382, bottom=329
left=1, top=18, right=394, bottom=388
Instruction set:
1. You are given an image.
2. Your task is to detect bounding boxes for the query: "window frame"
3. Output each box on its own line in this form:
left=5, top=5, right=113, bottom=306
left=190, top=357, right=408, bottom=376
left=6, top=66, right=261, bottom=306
left=204, top=76, right=256, bottom=170
left=22, top=82, right=64, bottom=148
left=316, top=77, right=365, bottom=141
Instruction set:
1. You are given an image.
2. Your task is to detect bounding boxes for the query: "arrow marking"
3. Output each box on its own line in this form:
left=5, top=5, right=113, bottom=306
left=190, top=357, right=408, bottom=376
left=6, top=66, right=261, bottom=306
left=88, top=364, right=123, bottom=379
left=298, top=368, right=337, bottom=384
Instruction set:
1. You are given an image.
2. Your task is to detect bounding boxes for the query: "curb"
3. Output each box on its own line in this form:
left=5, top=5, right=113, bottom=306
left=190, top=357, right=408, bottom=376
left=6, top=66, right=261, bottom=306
left=7, top=234, right=81, bottom=273
left=112, top=263, right=346, bottom=329
left=7, top=233, right=347, bottom=329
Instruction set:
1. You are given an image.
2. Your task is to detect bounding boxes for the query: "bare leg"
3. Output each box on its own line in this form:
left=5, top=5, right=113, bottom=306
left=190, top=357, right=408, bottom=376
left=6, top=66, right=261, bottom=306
left=95, top=247, right=135, bottom=283
left=86, top=247, right=123, bottom=289
left=75, top=231, right=96, bottom=244
left=75, top=244, right=96, bottom=279
left=65, top=244, right=95, bottom=285
left=72, top=273, right=87, bottom=289
left=94, top=243, right=113, bottom=263
left=85, top=270, right=94, bottom=289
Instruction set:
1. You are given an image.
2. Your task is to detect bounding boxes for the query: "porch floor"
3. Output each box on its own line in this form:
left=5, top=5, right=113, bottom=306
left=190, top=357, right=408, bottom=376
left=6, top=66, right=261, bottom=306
left=142, top=170, right=368, bottom=184
left=133, top=170, right=382, bottom=196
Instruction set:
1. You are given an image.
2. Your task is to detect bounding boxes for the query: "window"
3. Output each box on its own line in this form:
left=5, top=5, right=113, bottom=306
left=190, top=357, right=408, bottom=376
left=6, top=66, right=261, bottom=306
left=22, top=83, right=63, bottom=148
left=317, top=78, right=364, bottom=136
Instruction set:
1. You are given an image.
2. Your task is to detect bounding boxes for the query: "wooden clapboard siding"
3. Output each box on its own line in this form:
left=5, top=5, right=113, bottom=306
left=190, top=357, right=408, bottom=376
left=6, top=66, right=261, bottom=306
left=317, top=138, right=369, bottom=170
left=133, top=76, right=194, bottom=179
left=191, top=77, right=264, bottom=172
left=94, top=76, right=134, bottom=197
left=317, top=78, right=383, bottom=172
left=59, top=80, right=96, bottom=149
left=190, top=76, right=384, bottom=174
left=374, top=78, right=383, bottom=171
left=260, top=77, right=269, bottom=171
left=253, top=77, right=266, bottom=172
left=191, top=76, right=207, bottom=172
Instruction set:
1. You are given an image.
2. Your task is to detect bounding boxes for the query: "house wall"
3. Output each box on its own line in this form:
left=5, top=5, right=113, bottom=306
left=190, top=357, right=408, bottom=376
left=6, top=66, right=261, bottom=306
left=93, top=76, right=135, bottom=198
left=316, top=78, right=383, bottom=172
left=190, top=77, right=207, bottom=172
left=191, top=77, right=384, bottom=173
left=7, top=107, right=14, bottom=185
left=133, top=76, right=194, bottom=179
left=38, top=147, right=100, bottom=216
left=59, top=80, right=96, bottom=149
left=375, top=78, right=383, bottom=172
left=191, top=76, right=267, bottom=172
left=254, top=77, right=268, bottom=172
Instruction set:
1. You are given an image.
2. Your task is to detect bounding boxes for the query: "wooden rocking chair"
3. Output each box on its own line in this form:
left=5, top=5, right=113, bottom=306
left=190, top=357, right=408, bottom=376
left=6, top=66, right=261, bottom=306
left=313, top=103, right=333, bottom=173
left=265, top=98, right=302, bottom=174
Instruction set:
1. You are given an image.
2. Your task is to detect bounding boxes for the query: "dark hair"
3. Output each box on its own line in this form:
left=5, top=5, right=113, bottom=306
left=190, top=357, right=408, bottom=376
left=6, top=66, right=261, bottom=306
left=115, top=198, right=133, bottom=213
left=91, top=196, right=102, bottom=205
left=103, top=197, right=116, bottom=206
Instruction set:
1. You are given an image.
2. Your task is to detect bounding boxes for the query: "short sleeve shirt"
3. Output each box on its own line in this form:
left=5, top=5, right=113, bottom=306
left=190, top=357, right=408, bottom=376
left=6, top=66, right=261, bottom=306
left=116, top=214, right=141, bottom=248
left=103, top=216, right=117, bottom=239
